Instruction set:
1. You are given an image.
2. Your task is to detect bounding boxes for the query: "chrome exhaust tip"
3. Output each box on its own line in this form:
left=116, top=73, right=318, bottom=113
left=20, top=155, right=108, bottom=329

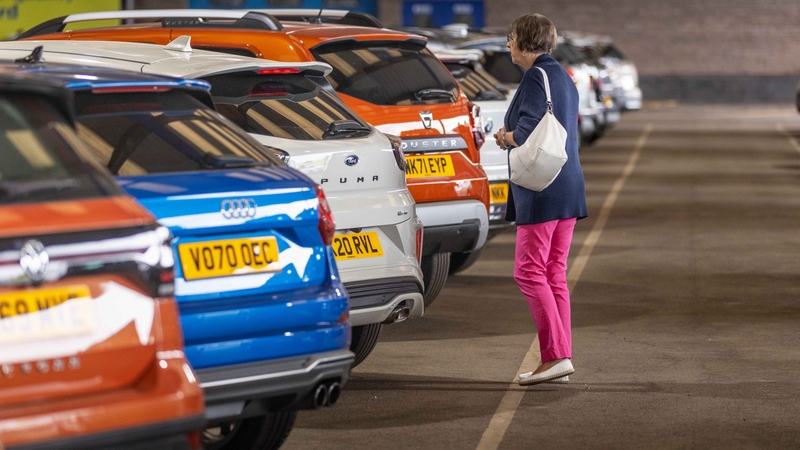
left=313, top=383, right=329, bottom=408
left=327, top=382, right=342, bottom=406
left=383, top=304, right=411, bottom=324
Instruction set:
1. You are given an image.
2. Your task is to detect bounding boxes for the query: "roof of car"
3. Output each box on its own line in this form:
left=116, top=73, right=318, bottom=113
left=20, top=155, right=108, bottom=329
left=0, top=39, right=332, bottom=78
left=0, top=61, right=209, bottom=92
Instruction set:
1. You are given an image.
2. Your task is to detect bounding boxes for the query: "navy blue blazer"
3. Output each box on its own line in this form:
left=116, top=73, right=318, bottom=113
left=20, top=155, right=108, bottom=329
left=504, top=53, right=588, bottom=225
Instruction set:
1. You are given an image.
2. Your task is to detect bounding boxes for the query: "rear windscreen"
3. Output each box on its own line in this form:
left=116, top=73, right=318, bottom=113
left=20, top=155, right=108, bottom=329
left=74, top=90, right=280, bottom=176
left=313, top=46, right=459, bottom=106
left=445, top=63, right=506, bottom=101
left=597, top=43, right=626, bottom=60
left=0, top=94, right=119, bottom=204
left=553, top=43, right=585, bottom=65
left=204, top=72, right=370, bottom=140
left=482, top=51, right=524, bottom=84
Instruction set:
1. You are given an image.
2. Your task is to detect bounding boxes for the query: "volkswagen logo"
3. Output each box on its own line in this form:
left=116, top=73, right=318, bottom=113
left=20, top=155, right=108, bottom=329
left=344, top=155, right=359, bottom=167
left=419, top=110, right=433, bottom=130
left=221, top=199, right=257, bottom=219
left=19, top=240, right=48, bottom=282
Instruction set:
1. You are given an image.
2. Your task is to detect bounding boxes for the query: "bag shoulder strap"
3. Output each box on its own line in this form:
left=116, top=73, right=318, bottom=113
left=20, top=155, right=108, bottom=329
left=535, top=66, right=553, bottom=112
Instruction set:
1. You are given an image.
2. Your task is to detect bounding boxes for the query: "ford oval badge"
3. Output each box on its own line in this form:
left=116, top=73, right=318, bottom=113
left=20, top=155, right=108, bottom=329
left=344, top=155, right=359, bottom=166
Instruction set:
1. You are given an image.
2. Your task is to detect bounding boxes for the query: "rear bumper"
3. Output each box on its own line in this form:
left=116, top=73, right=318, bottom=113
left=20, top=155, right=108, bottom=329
left=345, top=276, right=424, bottom=326
left=8, top=415, right=204, bottom=450
left=623, top=87, right=642, bottom=110
left=197, top=349, right=354, bottom=423
left=416, top=200, right=489, bottom=255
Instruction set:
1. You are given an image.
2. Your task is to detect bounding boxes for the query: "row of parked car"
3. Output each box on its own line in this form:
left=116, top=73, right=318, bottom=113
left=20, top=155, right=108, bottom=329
left=0, top=9, right=640, bottom=450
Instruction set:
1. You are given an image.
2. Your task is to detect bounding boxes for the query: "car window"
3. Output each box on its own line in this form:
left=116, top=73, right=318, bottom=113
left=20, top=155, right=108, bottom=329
left=203, top=72, right=370, bottom=140
left=598, top=43, right=626, bottom=60
left=73, top=90, right=280, bottom=176
left=313, top=46, right=459, bottom=106
left=553, top=43, right=585, bottom=65
left=482, top=51, right=524, bottom=84
left=444, top=63, right=505, bottom=101
left=0, top=93, right=120, bottom=204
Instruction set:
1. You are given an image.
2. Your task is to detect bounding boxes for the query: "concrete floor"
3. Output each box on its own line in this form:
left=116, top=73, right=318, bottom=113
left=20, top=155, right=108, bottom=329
left=283, top=105, right=800, bottom=449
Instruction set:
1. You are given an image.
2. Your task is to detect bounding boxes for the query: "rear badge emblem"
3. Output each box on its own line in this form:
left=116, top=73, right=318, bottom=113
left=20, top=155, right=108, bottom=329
left=19, top=240, right=48, bottom=282
left=419, top=110, right=433, bottom=129
left=344, top=155, right=359, bottom=166
left=221, top=198, right=257, bottom=219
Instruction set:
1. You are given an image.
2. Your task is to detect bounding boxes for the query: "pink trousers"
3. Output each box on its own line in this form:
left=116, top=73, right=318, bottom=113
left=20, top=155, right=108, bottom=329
left=514, top=218, right=577, bottom=362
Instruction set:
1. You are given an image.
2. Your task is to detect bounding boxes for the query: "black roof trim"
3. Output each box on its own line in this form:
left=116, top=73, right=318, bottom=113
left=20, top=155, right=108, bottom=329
left=162, top=11, right=283, bottom=31
left=15, top=16, right=68, bottom=40
left=311, top=37, right=427, bottom=54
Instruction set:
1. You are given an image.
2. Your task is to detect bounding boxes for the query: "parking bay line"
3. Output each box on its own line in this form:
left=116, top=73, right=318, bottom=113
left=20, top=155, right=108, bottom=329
left=475, top=123, right=653, bottom=450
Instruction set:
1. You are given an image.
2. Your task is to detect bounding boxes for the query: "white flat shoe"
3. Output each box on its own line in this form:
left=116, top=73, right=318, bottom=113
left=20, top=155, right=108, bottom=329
left=518, top=359, right=574, bottom=386
left=545, top=375, right=569, bottom=384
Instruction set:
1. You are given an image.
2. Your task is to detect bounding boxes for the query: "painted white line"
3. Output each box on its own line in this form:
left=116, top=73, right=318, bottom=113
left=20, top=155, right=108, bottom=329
left=777, top=124, right=800, bottom=155
left=475, top=123, right=653, bottom=450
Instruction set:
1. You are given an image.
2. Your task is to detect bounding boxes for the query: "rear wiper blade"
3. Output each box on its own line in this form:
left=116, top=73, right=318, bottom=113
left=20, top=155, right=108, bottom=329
left=324, top=120, right=370, bottom=138
left=415, top=88, right=456, bottom=102
left=0, top=179, right=80, bottom=199
left=201, top=153, right=270, bottom=169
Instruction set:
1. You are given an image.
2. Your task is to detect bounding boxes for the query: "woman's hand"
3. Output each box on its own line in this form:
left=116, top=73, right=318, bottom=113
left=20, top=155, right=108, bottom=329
left=494, top=127, right=508, bottom=150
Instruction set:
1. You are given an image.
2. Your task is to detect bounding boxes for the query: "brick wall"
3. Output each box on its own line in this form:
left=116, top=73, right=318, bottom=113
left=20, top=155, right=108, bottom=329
left=378, top=0, right=800, bottom=77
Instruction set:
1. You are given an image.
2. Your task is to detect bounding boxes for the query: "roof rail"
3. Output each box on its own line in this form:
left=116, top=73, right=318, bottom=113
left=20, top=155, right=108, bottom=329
left=16, top=9, right=283, bottom=39
left=251, top=9, right=384, bottom=28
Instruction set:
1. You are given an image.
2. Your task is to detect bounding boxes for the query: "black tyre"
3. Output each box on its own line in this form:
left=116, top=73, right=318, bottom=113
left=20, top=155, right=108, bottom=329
left=421, top=252, right=450, bottom=308
left=204, top=411, right=297, bottom=450
left=350, top=322, right=382, bottom=368
left=448, top=248, right=484, bottom=275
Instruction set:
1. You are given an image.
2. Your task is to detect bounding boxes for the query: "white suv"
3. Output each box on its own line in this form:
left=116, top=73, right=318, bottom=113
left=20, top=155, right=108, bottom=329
left=0, top=38, right=424, bottom=366
left=434, top=49, right=515, bottom=272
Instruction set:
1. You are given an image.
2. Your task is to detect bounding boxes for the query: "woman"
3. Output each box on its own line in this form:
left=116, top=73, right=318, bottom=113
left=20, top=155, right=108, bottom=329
left=493, top=13, right=588, bottom=386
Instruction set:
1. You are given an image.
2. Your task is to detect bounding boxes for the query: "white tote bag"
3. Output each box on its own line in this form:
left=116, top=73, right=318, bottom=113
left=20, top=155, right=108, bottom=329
left=509, top=67, right=568, bottom=192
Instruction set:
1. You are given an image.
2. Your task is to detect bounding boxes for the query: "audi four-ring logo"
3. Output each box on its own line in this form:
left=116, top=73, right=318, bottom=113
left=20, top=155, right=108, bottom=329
left=220, top=199, right=257, bottom=219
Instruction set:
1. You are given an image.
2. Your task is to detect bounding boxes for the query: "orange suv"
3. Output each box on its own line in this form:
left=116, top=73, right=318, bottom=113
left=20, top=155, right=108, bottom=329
left=21, top=8, right=491, bottom=307
left=0, top=65, right=204, bottom=449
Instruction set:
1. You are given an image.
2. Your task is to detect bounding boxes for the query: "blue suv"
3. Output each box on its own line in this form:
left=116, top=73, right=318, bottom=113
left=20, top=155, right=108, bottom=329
left=10, top=58, right=353, bottom=450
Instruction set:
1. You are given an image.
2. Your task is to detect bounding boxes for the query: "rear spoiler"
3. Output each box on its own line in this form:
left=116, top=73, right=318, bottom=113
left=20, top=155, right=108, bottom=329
left=16, top=9, right=283, bottom=40
left=433, top=49, right=485, bottom=63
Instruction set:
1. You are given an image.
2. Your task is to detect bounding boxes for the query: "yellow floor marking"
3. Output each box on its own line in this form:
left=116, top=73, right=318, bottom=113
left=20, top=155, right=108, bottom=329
left=475, top=123, right=653, bottom=450
left=777, top=124, right=800, bottom=155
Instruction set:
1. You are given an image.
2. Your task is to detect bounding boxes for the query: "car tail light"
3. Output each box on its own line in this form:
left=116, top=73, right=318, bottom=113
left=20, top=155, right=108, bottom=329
left=468, top=101, right=485, bottom=150
left=566, top=67, right=577, bottom=85
left=415, top=227, right=423, bottom=264
left=315, top=184, right=335, bottom=246
left=186, top=431, right=202, bottom=450
left=258, top=68, right=301, bottom=75
left=385, top=134, right=406, bottom=171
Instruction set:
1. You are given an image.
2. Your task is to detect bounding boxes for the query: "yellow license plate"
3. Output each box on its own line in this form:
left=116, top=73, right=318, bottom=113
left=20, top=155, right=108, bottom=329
left=332, top=232, right=384, bottom=261
left=178, top=236, right=280, bottom=281
left=405, top=154, right=456, bottom=178
left=490, top=182, right=509, bottom=204
left=0, top=285, right=94, bottom=344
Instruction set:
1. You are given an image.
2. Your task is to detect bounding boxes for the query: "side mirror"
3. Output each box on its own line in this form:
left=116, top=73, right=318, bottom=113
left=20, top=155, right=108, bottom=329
left=484, top=117, right=494, bottom=134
